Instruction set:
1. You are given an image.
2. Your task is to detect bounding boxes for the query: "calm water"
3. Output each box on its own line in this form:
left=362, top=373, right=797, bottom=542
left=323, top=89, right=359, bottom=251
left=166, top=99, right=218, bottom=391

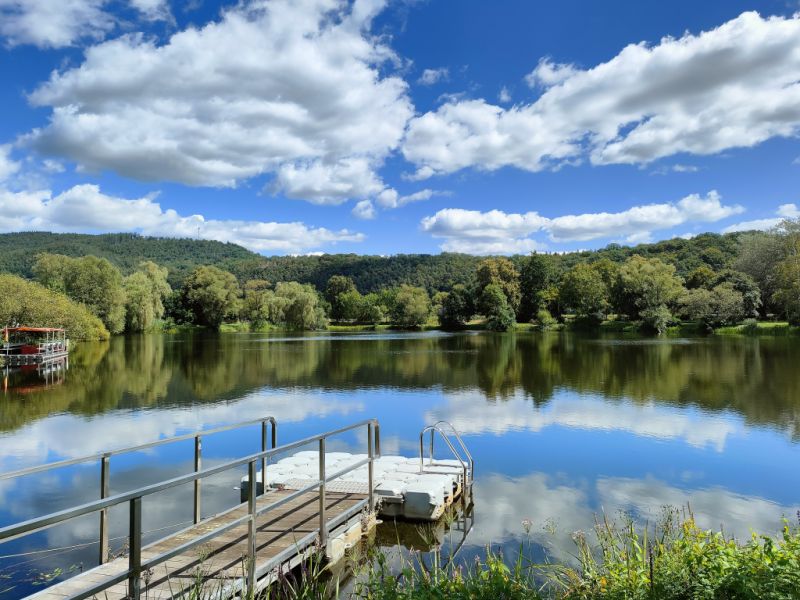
left=1, top=331, right=799, bottom=596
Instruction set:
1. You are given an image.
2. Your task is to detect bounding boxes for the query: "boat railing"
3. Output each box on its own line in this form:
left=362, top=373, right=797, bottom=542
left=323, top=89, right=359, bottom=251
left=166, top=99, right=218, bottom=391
left=0, top=418, right=381, bottom=600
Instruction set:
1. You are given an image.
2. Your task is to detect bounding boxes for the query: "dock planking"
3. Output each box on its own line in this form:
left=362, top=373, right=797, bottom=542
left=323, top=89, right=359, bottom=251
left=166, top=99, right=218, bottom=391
left=33, top=490, right=368, bottom=600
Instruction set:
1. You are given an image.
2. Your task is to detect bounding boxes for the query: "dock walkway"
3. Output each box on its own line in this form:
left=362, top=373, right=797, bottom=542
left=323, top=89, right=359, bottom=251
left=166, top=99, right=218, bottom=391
left=35, top=489, right=368, bottom=600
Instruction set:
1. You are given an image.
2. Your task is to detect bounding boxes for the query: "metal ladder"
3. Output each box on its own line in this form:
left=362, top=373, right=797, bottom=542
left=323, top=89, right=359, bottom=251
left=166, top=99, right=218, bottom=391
left=418, top=420, right=474, bottom=493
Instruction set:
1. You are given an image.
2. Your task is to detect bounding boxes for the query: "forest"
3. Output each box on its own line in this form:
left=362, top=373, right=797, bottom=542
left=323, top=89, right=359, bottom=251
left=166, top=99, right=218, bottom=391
left=0, top=219, right=798, bottom=338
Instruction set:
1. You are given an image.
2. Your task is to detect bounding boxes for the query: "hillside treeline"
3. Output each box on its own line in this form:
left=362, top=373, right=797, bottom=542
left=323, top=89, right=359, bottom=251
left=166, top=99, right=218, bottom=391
left=0, top=220, right=798, bottom=338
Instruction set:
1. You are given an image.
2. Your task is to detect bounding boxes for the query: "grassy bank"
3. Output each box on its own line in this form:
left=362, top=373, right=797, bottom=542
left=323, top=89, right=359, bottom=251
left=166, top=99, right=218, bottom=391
left=169, top=509, right=800, bottom=599
left=345, top=510, right=800, bottom=600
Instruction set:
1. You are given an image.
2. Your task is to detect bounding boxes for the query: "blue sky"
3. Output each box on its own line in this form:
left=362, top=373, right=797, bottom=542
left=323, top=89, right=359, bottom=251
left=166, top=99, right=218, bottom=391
left=0, top=0, right=798, bottom=255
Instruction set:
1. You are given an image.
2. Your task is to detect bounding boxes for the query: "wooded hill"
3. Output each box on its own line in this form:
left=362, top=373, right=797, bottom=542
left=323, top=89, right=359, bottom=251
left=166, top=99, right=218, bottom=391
left=0, top=230, right=748, bottom=292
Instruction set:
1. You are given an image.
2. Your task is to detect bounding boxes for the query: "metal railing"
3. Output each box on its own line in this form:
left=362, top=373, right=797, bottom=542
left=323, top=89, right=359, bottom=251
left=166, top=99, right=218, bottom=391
left=0, top=418, right=379, bottom=600
left=0, top=416, right=278, bottom=564
left=419, top=421, right=474, bottom=489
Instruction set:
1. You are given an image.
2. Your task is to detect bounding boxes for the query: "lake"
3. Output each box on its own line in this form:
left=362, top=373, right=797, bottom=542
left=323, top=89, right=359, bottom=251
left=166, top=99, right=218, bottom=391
left=1, top=331, right=799, bottom=597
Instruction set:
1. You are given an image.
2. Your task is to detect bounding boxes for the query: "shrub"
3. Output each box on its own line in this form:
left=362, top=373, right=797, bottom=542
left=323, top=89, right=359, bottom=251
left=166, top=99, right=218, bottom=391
left=0, top=274, right=108, bottom=340
left=536, top=309, right=558, bottom=330
left=640, top=304, right=673, bottom=335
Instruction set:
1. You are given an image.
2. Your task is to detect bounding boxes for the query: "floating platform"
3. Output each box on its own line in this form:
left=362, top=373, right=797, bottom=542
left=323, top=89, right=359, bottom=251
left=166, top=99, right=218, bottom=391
left=242, top=453, right=471, bottom=521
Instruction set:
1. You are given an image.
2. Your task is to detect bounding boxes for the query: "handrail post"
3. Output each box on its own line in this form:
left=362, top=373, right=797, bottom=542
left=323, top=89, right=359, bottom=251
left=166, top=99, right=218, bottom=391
left=318, top=438, right=327, bottom=548
left=247, top=460, right=257, bottom=597
left=374, top=420, right=381, bottom=457
left=429, top=429, right=435, bottom=465
left=99, top=453, right=110, bottom=564
left=194, top=435, right=202, bottom=524
left=261, top=420, right=268, bottom=492
left=367, top=423, right=374, bottom=510
left=129, top=497, right=142, bottom=600
left=418, top=433, right=424, bottom=474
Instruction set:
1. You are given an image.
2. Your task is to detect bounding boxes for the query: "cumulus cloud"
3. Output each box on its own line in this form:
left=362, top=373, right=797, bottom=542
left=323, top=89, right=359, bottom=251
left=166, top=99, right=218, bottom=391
left=352, top=199, right=376, bottom=220
left=723, top=203, right=800, bottom=233
left=404, top=12, right=800, bottom=178
left=375, top=188, right=447, bottom=209
left=24, top=0, right=412, bottom=205
left=128, top=0, right=171, bottom=21
left=421, top=191, right=742, bottom=252
left=524, top=57, right=579, bottom=88
left=0, top=0, right=171, bottom=48
left=418, top=67, right=449, bottom=85
left=497, top=86, right=512, bottom=104
left=0, top=183, right=364, bottom=253
left=0, top=145, right=20, bottom=182
left=0, top=0, right=114, bottom=48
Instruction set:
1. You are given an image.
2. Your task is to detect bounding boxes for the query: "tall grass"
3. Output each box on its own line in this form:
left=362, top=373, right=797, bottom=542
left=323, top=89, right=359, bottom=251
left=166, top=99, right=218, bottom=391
left=154, top=508, right=800, bottom=600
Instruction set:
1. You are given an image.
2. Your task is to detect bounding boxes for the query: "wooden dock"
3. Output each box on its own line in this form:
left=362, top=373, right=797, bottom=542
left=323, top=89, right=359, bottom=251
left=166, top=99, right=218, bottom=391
left=0, top=418, right=381, bottom=600
left=33, top=489, right=369, bottom=600
left=1, top=417, right=474, bottom=600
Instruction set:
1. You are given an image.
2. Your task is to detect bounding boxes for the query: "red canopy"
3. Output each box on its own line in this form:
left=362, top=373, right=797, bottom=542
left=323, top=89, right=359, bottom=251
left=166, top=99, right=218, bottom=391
left=3, top=327, right=65, bottom=333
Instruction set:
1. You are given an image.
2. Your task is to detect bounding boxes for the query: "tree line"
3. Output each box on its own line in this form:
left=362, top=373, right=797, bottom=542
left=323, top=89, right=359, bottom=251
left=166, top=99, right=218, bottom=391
left=1, top=218, right=798, bottom=338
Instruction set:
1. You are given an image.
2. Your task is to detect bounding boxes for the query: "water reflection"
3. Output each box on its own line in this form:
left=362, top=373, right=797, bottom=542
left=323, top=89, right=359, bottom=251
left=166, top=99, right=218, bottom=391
left=0, top=331, right=798, bottom=598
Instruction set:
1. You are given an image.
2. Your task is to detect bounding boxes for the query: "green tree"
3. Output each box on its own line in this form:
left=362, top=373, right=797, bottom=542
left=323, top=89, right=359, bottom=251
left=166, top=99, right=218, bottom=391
left=359, top=293, right=385, bottom=325
left=33, top=253, right=126, bottom=334
left=123, top=261, right=171, bottom=332
left=0, top=274, right=109, bottom=340
left=440, top=284, right=474, bottom=330
left=325, top=275, right=357, bottom=321
left=337, top=289, right=365, bottom=322
left=182, top=266, right=241, bottom=328
left=392, top=285, right=431, bottom=327
left=710, top=270, right=761, bottom=318
left=559, top=263, right=609, bottom=321
left=274, top=282, right=328, bottom=330
left=479, top=284, right=515, bottom=331
left=680, top=283, right=745, bottom=329
left=772, top=219, right=800, bottom=324
left=615, top=255, right=685, bottom=319
left=686, top=266, right=716, bottom=290
left=613, top=256, right=685, bottom=334
left=734, top=232, right=784, bottom=316
left=518, top=253, right=553, bottom=321
left=476, top=258, right=521, bottom=316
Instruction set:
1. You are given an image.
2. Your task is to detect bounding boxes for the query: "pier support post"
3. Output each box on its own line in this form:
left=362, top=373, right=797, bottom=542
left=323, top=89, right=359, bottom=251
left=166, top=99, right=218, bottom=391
left=99, top=454, right=110, bottom=564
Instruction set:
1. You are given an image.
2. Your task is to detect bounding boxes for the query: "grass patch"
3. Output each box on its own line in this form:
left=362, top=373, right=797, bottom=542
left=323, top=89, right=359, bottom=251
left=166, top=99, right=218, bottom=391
left=715, top=321, right=799, bottom=336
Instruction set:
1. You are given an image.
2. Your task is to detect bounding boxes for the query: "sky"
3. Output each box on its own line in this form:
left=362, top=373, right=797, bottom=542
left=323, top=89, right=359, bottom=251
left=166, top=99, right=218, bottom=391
left=0, top=0, right=799, bottom=256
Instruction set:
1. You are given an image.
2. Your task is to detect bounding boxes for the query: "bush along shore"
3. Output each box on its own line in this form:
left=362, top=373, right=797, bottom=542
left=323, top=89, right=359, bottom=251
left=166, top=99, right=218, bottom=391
left=166, top=508, right=800, bottom=600
left=3, top=218, right=800, bottom=339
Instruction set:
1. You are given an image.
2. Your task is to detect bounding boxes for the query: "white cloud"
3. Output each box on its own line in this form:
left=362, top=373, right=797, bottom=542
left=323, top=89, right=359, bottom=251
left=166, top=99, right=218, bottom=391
left=418, top=67, right=449, bottom=85
left=524, top=57, right=578, bottom=88
left=421, top=191, right=742, bottom=252
left=129, top=0, right=171, bottom=21
left=272, top=158, right=384, bottom=205
left=375, top=187, right=446, bottom=209
left=0, top=0, right=114, bottom=48
left=25, top=0, right=412, bottom=205
left=352, top=199, right=376, bottom=220
left=404, top=12, right=800, bottom=178
left=0, top=183, right=364, bottom=253
left=498, top=86, right=512, bottom=104
left=0, top=145, right=20, bottom=182
left=723, top=202, right=799, bottom=233
left=0, top=0, right=170, bottom=48
left=420, top=207, right=549, bottom=254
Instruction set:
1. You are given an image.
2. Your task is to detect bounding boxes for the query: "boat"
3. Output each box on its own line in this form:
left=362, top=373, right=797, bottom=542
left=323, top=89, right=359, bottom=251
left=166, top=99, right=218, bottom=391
left=1, top=327, right=69, bottom=367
